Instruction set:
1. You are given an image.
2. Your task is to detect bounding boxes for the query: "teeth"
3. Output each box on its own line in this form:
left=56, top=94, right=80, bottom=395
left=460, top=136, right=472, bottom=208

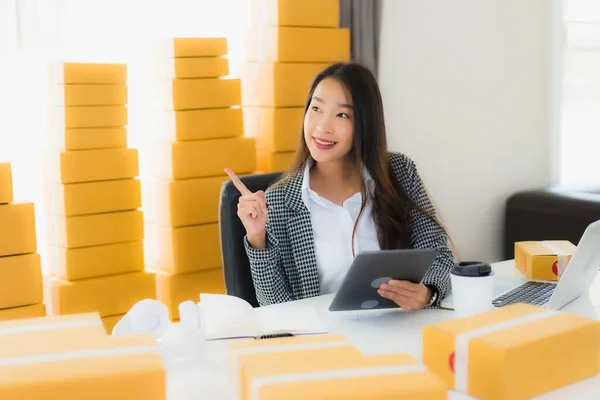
left=315, top=138, right=335, bottom=146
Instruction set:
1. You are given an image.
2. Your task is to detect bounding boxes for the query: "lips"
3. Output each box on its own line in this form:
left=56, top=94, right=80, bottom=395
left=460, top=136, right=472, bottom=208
left=313, top=136, right=336, bottom=150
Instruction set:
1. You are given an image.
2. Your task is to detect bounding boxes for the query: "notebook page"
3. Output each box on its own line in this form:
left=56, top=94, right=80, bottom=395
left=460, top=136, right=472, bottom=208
left=199, top=294, right=261, bottom=340
left=255, top=306, right=328, bottom=336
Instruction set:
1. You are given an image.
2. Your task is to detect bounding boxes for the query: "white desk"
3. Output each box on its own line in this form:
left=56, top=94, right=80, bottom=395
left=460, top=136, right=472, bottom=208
left=160, top=260, right=600, bottom=400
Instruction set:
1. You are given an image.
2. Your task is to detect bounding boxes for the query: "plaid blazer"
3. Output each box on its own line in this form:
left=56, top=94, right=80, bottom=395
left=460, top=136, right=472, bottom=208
left=244, top=152, right=455, bottom=307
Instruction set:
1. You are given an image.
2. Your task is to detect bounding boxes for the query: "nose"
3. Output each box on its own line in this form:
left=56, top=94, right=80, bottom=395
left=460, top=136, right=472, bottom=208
left=316, top=116, right=334, bottom=135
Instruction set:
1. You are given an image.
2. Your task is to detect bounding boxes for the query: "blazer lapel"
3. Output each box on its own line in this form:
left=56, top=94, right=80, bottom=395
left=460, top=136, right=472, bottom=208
left=284, top=171, right=321, bottom=299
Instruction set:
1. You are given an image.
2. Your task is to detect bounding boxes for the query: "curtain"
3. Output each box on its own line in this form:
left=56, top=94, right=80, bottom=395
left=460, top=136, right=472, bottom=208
left=339, top=0, right=382, bottom=79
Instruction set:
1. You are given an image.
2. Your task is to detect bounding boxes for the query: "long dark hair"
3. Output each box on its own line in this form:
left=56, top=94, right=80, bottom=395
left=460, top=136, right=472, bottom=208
left=280, top=62, right=447, bottom=252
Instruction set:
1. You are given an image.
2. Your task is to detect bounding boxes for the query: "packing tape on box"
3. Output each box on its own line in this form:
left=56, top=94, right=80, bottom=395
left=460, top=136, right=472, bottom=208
left=541, top=240, right=569, bottom=278
left=231, top=341, right=351, bottom=392
left=0, top=319, right=102, bottom=336
left=454, top=309, right=558, bottom=392
left=258, top=0, right=269, bottom=25
left=254, top=0, right=270, bottom=61
left=257, top=28, right=266, bottom=61
left=249, top=364, right=428, bottom=400
left=0, top=344, right=157, bottom=368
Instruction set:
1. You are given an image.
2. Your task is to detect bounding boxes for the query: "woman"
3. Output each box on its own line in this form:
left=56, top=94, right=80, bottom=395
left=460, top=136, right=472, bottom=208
left=226, top=62, right=455, bottom=309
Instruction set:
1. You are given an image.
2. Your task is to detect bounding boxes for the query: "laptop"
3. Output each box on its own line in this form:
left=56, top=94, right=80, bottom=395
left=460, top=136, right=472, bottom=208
left=441, top=219, right=600, bottom=311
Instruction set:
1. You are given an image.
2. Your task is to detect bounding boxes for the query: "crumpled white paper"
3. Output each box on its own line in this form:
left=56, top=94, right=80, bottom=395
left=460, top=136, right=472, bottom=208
left=112, top=299, right=170, bottom=339
left=111, top=298, right=205, bottom=365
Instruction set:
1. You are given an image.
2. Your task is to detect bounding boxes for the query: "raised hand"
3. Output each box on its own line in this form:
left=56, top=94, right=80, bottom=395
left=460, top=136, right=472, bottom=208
left=225, top=168, right=268, bottom=249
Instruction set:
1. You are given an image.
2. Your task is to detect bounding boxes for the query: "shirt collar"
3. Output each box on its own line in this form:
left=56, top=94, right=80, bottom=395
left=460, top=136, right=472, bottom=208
left=301, top=157, right=374, bottom=209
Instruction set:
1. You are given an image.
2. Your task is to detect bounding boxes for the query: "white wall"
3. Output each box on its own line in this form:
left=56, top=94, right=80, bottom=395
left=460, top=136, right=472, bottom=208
left=379, top=0, right=552, bottom=262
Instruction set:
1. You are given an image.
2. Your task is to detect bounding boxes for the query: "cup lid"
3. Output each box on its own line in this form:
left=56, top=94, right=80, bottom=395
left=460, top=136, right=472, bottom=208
left=451, top=261, right=492, bottom=277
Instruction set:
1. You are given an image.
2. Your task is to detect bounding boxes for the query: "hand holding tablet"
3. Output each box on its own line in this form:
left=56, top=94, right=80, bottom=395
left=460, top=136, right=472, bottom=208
left=329, top=249, right=439, bottom=312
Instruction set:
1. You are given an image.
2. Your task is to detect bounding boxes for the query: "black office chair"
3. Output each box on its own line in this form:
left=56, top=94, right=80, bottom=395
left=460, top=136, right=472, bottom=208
left=218, top=172, right=282, bottom=307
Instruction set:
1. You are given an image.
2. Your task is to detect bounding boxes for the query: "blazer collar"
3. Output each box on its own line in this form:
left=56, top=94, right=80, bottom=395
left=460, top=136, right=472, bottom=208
left=286, top=157, right=375, bottom=213
left=283, top=167, right=307, bottom=214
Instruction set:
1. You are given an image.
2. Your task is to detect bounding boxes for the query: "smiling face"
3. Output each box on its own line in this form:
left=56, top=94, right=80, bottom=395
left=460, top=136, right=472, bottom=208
left=303, top=77, right=354, bottom=164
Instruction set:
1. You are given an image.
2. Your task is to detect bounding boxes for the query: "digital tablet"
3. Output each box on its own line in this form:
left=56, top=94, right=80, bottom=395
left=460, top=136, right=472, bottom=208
left=328, top=249, right=439, bottom=311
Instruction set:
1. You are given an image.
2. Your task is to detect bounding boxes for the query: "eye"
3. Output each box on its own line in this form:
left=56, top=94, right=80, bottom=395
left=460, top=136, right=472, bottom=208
left=311, top=106, right=321, bottom=112
left=337, top=112, right=350, bottom=119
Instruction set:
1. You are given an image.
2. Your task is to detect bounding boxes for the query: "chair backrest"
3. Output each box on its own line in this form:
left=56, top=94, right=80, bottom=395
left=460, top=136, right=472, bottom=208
left=218, top=172, right=282, bottom=307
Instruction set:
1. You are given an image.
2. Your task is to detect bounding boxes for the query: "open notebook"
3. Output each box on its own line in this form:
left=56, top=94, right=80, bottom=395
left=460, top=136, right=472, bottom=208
left=198, top=294, right=328, bottom=340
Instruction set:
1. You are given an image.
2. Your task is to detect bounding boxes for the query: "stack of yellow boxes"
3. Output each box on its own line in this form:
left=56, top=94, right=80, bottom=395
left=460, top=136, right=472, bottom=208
left=146, top=38, right=257, bottom=321
left=0, top=163, right=45, bottom=321
left=45, top=62, right=156, bottom=333
left=229, top=334, right=448, bottom=399
left=242, top=0, right=350, bottom=172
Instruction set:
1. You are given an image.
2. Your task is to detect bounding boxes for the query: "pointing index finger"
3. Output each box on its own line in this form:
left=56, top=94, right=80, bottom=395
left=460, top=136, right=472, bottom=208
left=225, top=168, right=252, bottom=195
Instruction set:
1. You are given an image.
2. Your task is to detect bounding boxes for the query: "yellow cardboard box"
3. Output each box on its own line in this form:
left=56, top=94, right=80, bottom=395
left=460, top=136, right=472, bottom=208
left=238, top=341, right=361, bottom=398
left=145, top=223, right=222, bottom=274
left=0, top=319, right=110, bottom=360
left=102, top=313, right=124, bottom=334
left=49, top=62, right=127, bottom=84
left=47, top=148, right=139, bottom=184
left=50, top=126, right=127, bottom=151
left=0, top=303, right=46, bottom=321
left=0, top=312, right=106, bottom=349
left=47, top=210, right=144, bottom=249
left=159, top=37, right=228, bottom=58
left=46, top=271, right=156, bottom=317
left=157, top=108, right=243, bottom=141
left=52, top=105, right=128, bottom=128
left=249, top=0, right=339, bottom=28
left=161, top=78, right=241, bottom=110
left=228, top=334, right=351, bottom=392
left=244, top=106, right=303, bottom=151
left=514, top=240, right=577, bottom=281
left=0, top=253, right=43, bottom=309
left=143, top=176, right=227, bottom=227
left=45, top=178, right=141, bottom=217
left=246, top=27, right=350, bottom=63
left=0, top=162, right=13, bottom=204
left=257, top=150, right=295, bottom=172
left=0, top=334, right=166, bottom=399
left=235, top=336, right=446, bottom=400
left=52, top=84, right=127, bottom=106
left=154, top=137, right=256, bottom=180
left=241, top=62, right=329, bottom=107
left=250, top=357, right=447, bottom=399
left=153, top=268, right=225, bottom=321
left=48, top=241, right=145, bottom=281
left=159, top=56, right=229, bottom=79
left=0, top=203, right=37, bottom=257
left=422, top=303, right=600, bottom=400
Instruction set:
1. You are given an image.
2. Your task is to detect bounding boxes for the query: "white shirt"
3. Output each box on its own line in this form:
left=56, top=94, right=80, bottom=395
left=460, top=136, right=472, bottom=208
left=301, top=159, right=381, bottom=294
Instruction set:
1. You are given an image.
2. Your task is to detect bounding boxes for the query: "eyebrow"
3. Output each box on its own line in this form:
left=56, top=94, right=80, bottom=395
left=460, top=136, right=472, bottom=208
left=312, top=96, right=353, bottom=109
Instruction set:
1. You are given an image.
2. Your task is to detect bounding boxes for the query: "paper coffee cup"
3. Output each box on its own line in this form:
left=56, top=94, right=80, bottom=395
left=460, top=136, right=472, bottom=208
left=450, top=261, right=494, bottom=318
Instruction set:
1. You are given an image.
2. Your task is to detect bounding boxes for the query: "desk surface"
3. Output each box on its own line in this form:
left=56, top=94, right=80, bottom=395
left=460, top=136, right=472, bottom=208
left=160, top=260, right=600, bottom=400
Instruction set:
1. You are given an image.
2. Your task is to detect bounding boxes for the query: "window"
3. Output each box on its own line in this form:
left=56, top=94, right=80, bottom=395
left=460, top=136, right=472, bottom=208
left=556, top=0, right=600, bottom=186
left=0, top=0, right=249, bottom=273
